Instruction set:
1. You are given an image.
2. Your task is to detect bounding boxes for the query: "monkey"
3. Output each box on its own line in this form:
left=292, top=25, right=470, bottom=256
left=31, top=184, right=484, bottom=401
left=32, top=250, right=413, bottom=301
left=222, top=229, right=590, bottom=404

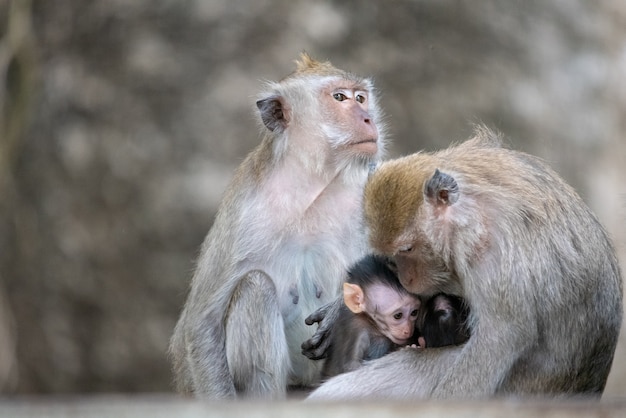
left=168, top=53, right=387, bottom=399
left=321, top=254, right=421, bottom=379
left=305, top=126, right=623, bottom=400
left=379, top=258, right=471, bottom=348
left=321, top=255, right=470, bottom=378
left=418, top=293, right=469, bottom=348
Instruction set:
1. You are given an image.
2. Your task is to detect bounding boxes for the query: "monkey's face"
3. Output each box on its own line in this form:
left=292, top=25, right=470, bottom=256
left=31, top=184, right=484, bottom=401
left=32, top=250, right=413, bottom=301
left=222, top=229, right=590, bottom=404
left=319, top=80, right=379, bottom=157
left=365, top=156, right=462, bottom=298
left=366, top=284, right=421, bottom=345
left=391, top=240, right=448, bottom=297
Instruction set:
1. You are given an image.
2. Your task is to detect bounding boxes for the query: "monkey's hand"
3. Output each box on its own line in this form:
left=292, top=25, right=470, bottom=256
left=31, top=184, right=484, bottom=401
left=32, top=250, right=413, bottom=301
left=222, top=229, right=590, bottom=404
left=301, top=297, right=342, bottom=360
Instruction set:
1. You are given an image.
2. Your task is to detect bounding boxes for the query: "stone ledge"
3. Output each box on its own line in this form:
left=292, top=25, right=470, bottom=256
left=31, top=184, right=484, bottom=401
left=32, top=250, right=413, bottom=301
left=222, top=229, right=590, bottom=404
left=1, top=395, right=626, bottom=418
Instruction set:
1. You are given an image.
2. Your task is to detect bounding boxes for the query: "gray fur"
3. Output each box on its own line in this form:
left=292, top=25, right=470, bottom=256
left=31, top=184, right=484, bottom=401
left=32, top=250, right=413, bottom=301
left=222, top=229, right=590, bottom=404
left=169, top=55, right=386, bottom=399
left=308, top=127, right=623, bottom=400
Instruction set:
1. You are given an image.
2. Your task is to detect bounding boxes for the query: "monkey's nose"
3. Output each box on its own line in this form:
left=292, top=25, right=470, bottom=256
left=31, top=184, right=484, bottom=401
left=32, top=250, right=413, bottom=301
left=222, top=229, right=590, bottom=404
left=356, top=106, right=372, bottom=123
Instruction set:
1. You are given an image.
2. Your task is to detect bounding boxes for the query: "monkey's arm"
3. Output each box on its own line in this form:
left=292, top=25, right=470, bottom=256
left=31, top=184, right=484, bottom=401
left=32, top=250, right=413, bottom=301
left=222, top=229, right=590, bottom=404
left=344, top=331, right=372, bottom=372
left=301, top=297, right=343, bottom=360
left=431, top=315, right=533, bottom=397
left=306, top=346, right=458, bottom=400
left=308, top=302, right=535, bottom=400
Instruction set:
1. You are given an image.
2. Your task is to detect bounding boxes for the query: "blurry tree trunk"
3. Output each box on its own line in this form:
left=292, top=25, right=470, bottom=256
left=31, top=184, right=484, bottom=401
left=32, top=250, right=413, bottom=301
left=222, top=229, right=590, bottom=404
left=0, top=0, right=38, bottom=392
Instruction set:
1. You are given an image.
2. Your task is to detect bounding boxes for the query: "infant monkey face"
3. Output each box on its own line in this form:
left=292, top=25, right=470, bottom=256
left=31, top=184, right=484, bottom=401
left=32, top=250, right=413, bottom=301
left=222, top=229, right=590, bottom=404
left=367, top=284, right=420, bottom=345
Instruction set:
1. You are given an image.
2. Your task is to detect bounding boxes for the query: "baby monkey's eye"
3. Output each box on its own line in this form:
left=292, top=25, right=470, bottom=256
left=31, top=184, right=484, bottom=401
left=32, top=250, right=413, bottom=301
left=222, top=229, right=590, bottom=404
left=393, top=312, right=403, bottom=320
left=355, top=94, right=366, bottom=103
left=333, top=92, right=347, bottom=101
left=410, top=309, right=419, bottom=317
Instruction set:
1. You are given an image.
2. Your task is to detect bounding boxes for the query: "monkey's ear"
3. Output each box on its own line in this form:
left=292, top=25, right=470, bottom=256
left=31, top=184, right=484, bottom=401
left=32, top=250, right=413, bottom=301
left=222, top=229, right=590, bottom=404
left=425, top=169, right=459, bottom=206
left=256, top=96, right=289, bottom=133
left=343, top=283, right=365, bottom=314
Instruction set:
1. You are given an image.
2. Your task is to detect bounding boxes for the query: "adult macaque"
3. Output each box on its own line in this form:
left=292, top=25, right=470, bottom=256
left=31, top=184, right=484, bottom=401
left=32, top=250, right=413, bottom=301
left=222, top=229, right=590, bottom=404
left=169, top=53, right=386, bottom=399
left=322, top=254, right=421, bottom=379
left=307, top=126, right=623, bottom=400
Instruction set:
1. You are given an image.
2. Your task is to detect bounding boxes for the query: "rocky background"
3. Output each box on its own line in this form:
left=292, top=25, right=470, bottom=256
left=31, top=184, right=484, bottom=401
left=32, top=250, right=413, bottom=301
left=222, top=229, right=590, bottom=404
left=0, top=0, right=624, bottom=396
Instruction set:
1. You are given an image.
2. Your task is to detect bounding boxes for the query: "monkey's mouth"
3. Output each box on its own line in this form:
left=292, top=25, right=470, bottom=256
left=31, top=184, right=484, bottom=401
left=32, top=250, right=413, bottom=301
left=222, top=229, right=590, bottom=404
left=353, top=139, right=377, bottom=145
left=390, top=336, right=411, bottom=345
left=351, top=139, right=378, bottom=153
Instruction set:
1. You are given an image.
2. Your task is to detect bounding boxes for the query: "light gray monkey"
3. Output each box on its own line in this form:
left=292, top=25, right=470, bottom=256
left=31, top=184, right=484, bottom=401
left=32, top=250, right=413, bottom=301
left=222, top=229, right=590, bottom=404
left=169, top=53, right=387, bottom=399
left=305, top=126, right=622, bottom=400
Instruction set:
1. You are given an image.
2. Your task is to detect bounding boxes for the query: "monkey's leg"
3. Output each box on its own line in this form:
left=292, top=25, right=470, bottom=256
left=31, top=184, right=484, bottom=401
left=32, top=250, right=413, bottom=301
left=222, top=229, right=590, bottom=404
left=225, top=270, right=290, bottom=399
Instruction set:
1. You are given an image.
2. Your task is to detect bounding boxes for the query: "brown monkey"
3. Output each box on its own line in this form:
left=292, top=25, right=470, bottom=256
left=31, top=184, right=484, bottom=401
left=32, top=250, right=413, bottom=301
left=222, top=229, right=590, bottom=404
left=307, top=126, right=623, bottom=400
left=169, top=53, right=387, bottom=399
left=321, top=255, right=421, bottom=378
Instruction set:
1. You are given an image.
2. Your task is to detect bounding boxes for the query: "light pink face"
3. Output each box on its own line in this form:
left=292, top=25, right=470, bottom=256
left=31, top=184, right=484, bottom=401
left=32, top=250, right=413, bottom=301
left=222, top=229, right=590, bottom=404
left=365, top=283, right=421, bottom=345
left=319, top=80, right=379, bottom=156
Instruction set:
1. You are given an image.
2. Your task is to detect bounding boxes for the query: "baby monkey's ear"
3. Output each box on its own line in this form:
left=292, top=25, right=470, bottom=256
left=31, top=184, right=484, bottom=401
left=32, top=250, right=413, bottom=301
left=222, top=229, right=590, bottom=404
left=343, top=283, right=365, bottom=314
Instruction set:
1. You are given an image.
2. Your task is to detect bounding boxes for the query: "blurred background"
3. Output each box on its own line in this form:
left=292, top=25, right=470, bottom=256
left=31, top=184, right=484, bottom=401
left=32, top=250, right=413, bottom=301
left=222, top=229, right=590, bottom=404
left=0, top=0, right=624, bottom=397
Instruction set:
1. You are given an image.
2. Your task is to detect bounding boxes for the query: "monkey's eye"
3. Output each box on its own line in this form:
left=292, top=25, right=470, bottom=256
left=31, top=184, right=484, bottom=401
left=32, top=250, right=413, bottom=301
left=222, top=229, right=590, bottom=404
left=398, top=245, right=413, bottom=254
left=393, top=312, right=403, bottom=320
left=355, top=94, right=366, bottom=103
left=410, top=309, right=419, bottom=318
left=333, top=92, right=347, bottom=101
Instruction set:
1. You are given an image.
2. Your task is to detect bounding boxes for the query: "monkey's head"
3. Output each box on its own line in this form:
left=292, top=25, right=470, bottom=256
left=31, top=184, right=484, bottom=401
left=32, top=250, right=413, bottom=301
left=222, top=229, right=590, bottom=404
left=290, top=52, right=355, bottom=80
left=255, top=53, right=387, bottom=174
left=364, top=156, right=461, bottom=296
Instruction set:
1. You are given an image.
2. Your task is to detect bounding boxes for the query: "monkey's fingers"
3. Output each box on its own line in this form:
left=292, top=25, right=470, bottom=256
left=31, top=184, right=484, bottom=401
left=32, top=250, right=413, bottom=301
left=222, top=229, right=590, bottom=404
left=417, top=336, right=426, bottom=348
left=302, top=298, right=341, bottom=358
left=301, top=333, right=330, bottom=360
left=304, top=307, right=328, bottom=326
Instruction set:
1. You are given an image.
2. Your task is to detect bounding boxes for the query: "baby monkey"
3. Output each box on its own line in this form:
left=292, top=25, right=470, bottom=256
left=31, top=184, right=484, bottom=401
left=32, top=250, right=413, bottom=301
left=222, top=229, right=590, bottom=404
left=321, top=255, right=469, bottom=378
left=321, top=254, right=419, bottom=378
left=419, top=293, right=470, bottom=348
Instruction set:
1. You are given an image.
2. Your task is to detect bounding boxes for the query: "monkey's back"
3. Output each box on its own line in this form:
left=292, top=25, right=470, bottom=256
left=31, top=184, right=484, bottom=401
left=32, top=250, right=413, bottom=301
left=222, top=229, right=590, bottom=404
left=365, top=126, right=623, bottom=396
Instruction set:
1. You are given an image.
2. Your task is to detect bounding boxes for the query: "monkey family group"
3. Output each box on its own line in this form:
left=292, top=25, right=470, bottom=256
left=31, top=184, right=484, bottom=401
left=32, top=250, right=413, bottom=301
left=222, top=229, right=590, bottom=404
left=169, top=54, right=623, bottom=401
